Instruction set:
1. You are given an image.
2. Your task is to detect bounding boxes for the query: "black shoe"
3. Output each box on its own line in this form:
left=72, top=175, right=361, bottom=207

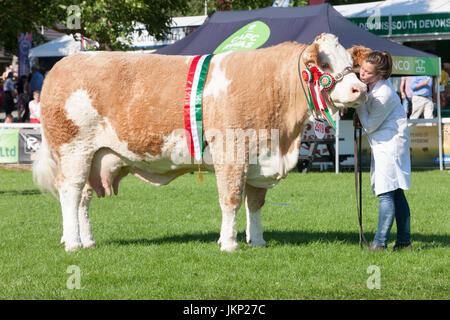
left=392, top=243, right=412, bottom=251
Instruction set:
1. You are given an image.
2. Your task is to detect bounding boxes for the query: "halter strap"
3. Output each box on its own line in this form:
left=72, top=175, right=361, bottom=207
left=297, top=44, right=353, bottom=129
left=334, top=66, right=353, bottom=82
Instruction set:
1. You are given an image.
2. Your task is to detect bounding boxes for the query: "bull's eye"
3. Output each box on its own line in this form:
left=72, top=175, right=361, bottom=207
left=321, top=63, right=330, bottom=70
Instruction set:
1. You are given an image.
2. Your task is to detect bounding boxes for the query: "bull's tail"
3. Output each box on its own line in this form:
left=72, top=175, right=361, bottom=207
left=32, top=133, right=58, bottom=197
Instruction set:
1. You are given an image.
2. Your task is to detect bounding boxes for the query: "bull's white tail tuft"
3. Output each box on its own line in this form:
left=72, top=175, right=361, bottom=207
left=32, top=134, right=58, bottom=197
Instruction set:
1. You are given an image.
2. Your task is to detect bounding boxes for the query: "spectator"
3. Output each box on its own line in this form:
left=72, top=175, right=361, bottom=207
left=2, top=66, right=13, bottom=81
left=0, top=79, right=3, bottom=108
left=2, top=72, right=16, bottom=115
left=29, top=90, right=41, bottom=123
left=409, top=75, right=434, bottom=122
left=29, top=65, right=44, bottom=94
left=440, top=62, right=449, bottom=109
left=16, top=75, right=30, bottom=122
left=4, top=113, right=14, bottom=123
left=399, top=76, right=413, bottom=116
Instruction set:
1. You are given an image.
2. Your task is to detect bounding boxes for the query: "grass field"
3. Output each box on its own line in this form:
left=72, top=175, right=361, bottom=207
left=0, top=168, right=448, bottom=300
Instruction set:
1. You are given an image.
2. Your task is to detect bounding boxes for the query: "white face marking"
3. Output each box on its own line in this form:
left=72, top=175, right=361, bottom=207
left=203, top=52, right=232, bottom=99
left=314, top=34, right=366, bottom=107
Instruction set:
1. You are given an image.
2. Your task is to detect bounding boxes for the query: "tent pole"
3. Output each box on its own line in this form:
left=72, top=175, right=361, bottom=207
left=437, top=57, right=443, bottom=171
left=335, top=112, right=340, bottom=174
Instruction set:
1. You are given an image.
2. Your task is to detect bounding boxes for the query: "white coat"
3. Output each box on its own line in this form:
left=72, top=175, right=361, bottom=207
left=357, top=79, right=411, bottom=196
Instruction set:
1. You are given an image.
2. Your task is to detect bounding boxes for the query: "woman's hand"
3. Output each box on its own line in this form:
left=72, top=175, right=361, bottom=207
left=353, top=113, right=363, bottom=129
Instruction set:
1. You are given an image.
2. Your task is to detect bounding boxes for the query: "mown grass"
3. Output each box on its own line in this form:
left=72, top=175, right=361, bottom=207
left=0, top=168, right=448, bottom=299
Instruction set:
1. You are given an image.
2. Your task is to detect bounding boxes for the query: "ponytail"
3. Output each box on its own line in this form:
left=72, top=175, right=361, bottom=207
left=364, top=51, right=393, bottom=80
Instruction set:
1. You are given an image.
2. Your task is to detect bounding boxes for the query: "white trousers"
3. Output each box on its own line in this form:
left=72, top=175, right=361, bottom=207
left=410, top=95, right=434, bottom=120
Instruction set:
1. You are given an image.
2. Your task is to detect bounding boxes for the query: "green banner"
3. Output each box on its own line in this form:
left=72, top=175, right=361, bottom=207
left=348, top=13, right=450, bottom=36
left=214, top=21, right=271, bottom=54
left=0, top=129, right=19, bottom=163
left=392, top=56, right=440, bottom=76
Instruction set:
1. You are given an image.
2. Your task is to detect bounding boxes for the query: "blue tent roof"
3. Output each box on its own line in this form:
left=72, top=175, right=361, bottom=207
left=156, top=4, right=435, bottom=58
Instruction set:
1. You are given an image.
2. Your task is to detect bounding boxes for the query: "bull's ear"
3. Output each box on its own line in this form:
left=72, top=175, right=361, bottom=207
left=347, top=45, right=372, bottom=71
left=302, top=43, right=320, bottom=68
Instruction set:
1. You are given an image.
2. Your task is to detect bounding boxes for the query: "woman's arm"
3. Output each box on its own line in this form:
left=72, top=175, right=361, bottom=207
left=400, top=79, right=406, bottom=99
left=413, top=78, right=430, bottom=90
left=356, top=90, right=395, bottom=134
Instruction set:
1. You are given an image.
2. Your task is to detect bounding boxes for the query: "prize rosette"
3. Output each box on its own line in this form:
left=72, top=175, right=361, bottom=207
left=319, top=73, right=335, bottom=91
left=302, top=69, right=313, bottom=83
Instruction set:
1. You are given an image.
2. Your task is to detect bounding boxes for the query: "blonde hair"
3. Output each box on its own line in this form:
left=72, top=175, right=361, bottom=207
left=364, top=51, right=393, bottom=80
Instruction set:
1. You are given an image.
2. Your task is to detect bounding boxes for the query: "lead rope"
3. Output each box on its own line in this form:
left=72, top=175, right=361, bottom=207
left=353, top=119, right=370, bottom=248
left=297, top=45, right=314, bottom=115
left=299, top=46, right=369, bottom=248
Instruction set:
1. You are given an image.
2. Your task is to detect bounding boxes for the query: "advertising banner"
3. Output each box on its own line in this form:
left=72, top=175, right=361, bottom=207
left=361, top=124, right=450, bottom=169
left=0, top=129, right=19, bottom=163
left=18, top=129, right=41, bottom=164
left=348, top=13, right=450, bottom=37
left=442, top=122, right=450, bottom=168
left=392, top=56, right=440, bottom=76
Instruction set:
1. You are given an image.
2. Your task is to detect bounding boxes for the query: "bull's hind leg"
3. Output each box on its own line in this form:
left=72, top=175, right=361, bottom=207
left=214, top=164, right=247, bottom=252
left=59, top=180, right=83, bottom=252
left=78, top=184, right=96, bottom=248
left=245, top=184, right=267, bottom=248
left=57, top=153, right=93, bottom=252
left=60, top=184, right=95, bottom=248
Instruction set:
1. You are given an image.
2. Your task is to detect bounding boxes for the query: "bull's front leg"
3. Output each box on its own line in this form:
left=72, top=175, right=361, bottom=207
left=214, top=164, right=247, bottom=252
left=245, top=183, right=267, bottom=248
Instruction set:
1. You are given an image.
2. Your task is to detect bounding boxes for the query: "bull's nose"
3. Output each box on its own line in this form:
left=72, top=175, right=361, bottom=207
left=351, top=84, right=368, bottom=102
left=351, top=84, right=367, bottom=96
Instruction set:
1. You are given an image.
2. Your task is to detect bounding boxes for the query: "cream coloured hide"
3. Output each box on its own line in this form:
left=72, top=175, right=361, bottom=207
left=33, top=33, right=368, bottom=252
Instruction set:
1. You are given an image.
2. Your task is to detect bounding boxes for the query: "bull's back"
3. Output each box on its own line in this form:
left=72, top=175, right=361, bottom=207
left=41, top=52, right=191, bottom=156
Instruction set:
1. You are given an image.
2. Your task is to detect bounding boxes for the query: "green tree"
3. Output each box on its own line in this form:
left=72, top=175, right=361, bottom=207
left=172, top=0, right=309, bottom=16
left=0, top=0, right=187, bottom=54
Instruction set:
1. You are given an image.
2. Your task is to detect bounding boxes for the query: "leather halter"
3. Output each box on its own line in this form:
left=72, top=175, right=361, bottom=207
left=297, top=44, right=353, bottom=119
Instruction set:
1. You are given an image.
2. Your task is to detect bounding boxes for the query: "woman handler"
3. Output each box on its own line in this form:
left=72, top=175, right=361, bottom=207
left=356, top=51, right=412, bottom=251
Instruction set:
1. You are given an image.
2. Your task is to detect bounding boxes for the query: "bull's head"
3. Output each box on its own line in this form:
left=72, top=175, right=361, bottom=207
left=347, top=45, right=373, bottom=74
left=302, top=33, right=369, bottom=109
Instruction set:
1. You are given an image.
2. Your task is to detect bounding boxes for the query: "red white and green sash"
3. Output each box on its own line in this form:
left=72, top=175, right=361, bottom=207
left=184, top=54, right=213, bottom=161
left=302, top=66, right=336, bottom=129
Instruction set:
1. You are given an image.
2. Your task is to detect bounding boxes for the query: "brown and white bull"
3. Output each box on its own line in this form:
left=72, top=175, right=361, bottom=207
left=33, top=33, right=368, bottom=252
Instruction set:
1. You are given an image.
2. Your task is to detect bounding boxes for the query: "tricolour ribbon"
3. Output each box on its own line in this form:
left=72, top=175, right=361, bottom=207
left=184, top=54, right=213, bottom=161
left=301, top=66, right=336, bottom=129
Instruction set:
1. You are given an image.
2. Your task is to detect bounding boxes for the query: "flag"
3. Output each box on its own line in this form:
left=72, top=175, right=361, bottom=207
left=18, top=32, right=32, bottom=77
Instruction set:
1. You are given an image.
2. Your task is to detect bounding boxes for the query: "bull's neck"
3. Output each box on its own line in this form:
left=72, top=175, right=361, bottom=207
left=278, top=44, right=310, bottom=155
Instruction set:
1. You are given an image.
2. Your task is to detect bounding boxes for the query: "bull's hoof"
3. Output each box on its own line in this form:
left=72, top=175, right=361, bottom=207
left=82, top=240, right=96, bottom=249
left=249, top=240, right=267, bottom=248
left=220, top=242, right=240, bottom=252
left=65, top=242, right=82, bottom=252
